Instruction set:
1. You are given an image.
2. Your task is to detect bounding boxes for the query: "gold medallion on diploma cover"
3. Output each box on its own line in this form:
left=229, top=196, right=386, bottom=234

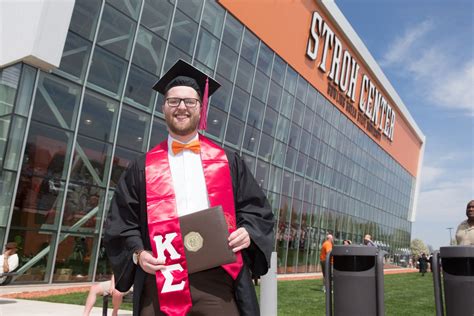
left=184, top=231, right=203, bottom=252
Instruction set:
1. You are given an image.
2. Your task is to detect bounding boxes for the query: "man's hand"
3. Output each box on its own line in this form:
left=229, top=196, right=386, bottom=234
left=138, top=251, right=166, bottom=275
left=228, top=227, right=251, bottom=252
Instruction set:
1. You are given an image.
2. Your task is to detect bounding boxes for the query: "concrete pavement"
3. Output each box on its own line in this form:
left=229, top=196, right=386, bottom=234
left=0, top=298, right=132, bottom=316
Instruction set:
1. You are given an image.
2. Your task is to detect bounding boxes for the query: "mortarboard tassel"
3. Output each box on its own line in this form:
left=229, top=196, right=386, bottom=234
left=199, top=77, right=209, bottom=130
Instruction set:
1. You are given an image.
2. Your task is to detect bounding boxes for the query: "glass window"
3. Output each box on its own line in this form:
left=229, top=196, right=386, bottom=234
left=78, top=90, right=118, bottom=143
left=272, top=140, right=286, bottom=167
left=255, top=159, right=270, bottom=190
left=3, top=116, right=27, bottom=170
left=70, top=135, right=112, bottom=187
left=258, top=133, right=273, bottom=161
left=222, top=14, right=243, bottom=52
left=210, top=74, right=232, bottom=111
left=296, top=77, right=307, bottom=102
left=289, top=123, right=301, bottom=149
left=57, top=31, right=91, bottom=82
left=242, top=153, right=256, bottom=173
left=169, top=10, right=198, bottom=55
left=62, top=184, right=105, bottom=231
left=6, top=228, right=54, bottom=282
left=69, top=0, right=101, bottom=41
left=275, top=116, right=290, bottom=143
left=14, top=121, right=73, bottom=226
left=14, top=64, right=36, bottom=117
left=280, top=91, right=294, bottom=118
left=257, top=43, right=273, bottom=76
left=116, top=105, right=150, bottom=152
left=262, top=107, right=277, bottom=136
left=268, top=165, right=282, bottom=193
left=206, top=106, right=227, bottom=141
left=242, top=125, right=259, bottom=154
left=133, top=27, right=166, bottom=75
left=225, top=116, right=244, bottom=148
left=164, top=44, right=191, bottom=71
left=300, top=130, right=311, bottom=155
left=177, top=0, right=203, bottom=21
left=149, top=117, right=168, bottom=149
left=284, top=67, right=297, bottom=94
left=97, top=4, right=136, bottom=59
left=292, top=100, right=304, bottom=126
left=252, top=70, right=269, bottom=102
left=88, top=47, right=127, bottom=96
left=32, top=74, right=81, bottom=130
left=0, top=66, right=20, bottom=115
left=125, top=65, right=158, bottom=109
left=303, top=108, right=314, bottom=132
left=141, top=0, right=173, bottom=39
left=201, top=0, right=225, bottom=37
left=296, top=153, right=307, bottom=175
left=306, top=158, right=316, bottom=179
left=110, top=146, right=141, bottom=186
left=217, top=44, right=238, bottom=80
left=0, top=171, right=16, bottom=225
left=235, top=58, right=254, bottom=92
left=240, top=29, right=258, bottom=64
left=247, top=97, right=265, bottom=130
left=53, top=235, right=96, bottom=282
left=107, top=0, right=141, bottom=19
left=271, top=55, right=286, bottom=86
left=267, top=81, right=282, bottom=111
left=195, top=29, right=219, bottom=70
left=285, top=147, right=296, bottom=169
left=230, top=86, right=249, bottom=121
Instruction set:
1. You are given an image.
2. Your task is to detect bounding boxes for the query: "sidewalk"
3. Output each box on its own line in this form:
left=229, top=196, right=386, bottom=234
left=0, top=298, right=132, bottom=316
left=0, top=283, right=132, bottom=316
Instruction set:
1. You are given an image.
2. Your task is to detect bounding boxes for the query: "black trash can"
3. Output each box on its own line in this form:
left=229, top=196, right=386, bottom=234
left=325, top=245, right=384, bottom=316
left=432, top=246, right=474, bottom=316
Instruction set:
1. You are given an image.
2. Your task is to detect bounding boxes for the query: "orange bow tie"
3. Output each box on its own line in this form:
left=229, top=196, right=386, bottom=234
left=171, top=140, right=201, bottom=155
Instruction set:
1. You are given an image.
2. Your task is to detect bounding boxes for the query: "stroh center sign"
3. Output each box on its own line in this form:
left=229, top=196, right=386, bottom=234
left=306, top=11, right=396, bottom=142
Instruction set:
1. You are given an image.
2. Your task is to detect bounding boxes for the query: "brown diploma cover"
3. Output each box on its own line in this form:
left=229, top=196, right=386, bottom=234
left=179, top=206, right=236, bottom=274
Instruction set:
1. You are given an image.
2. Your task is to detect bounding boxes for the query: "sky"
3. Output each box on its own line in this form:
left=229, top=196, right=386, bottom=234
left=335, top=0, right=474, bottom=250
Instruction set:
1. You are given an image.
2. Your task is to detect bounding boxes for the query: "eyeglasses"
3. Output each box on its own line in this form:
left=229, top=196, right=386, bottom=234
left=165, top=97, right=200, bottom=108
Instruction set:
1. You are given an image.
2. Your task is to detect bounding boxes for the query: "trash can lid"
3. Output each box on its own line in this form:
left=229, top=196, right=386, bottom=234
left=332, top=245, right=378, bottom=256
left=440, top=246, right=474, bottom=258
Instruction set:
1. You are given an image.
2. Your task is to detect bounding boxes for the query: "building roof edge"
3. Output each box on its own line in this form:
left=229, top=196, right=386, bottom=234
left=321, top=0, right=426, bottom=144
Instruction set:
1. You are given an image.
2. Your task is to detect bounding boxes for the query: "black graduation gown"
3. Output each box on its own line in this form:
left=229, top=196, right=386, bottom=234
left=104, top=148, right=275, bottom=315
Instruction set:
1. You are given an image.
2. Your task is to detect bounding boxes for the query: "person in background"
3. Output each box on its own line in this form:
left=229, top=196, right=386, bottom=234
left=363, top=234, right=376, bottom=247
left=83, top=274, right=128, bottom=316
left=455, top=200, right=474, bottom=245
left=343, top=239, right=352, bottom=245
left=417, top=253, right=428, bottom=276
left=0, top=242, right=19, bottom=285
left=319, top=234, right=333, bottom=293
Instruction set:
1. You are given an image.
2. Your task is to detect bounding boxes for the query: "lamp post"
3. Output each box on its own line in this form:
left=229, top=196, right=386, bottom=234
left=446, top=227, right=453, bottom=245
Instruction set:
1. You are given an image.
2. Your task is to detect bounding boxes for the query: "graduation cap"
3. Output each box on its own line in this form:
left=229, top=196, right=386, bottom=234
left=153, top=59, right=220, bottom=130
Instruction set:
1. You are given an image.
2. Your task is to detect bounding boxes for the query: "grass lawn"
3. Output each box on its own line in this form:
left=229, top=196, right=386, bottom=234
left=31, top=272, right=435, bottom=315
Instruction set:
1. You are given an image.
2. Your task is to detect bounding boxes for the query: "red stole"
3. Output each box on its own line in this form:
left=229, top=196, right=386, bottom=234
left=145, top=134, right=243, bottom=316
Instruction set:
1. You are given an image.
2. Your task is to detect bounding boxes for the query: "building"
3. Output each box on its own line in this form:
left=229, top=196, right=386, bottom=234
left=0, top=0, right=424, bottom=283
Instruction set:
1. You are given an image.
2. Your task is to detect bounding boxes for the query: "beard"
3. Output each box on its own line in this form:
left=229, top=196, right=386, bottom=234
left=165, top=108, right=200, bottom=136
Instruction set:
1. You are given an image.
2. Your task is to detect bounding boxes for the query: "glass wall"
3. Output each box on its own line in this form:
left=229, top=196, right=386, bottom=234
left=1, top=0, right=416, bottom=283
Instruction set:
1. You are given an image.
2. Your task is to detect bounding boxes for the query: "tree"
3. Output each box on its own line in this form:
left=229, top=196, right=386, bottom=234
left=410, top=239, right=429, bottom=258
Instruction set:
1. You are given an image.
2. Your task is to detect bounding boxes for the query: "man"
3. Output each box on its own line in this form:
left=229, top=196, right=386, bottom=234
left=0, top=242, right=19, bottom=285
left=104, top=60, right=274, bottom=316
left=455, top=200, right=474, bottom=245
left=363, top=234, right=376, bottom=247
left=319, top=234, right=333, bottom=293
left=83, top=275, right=127, bottom=316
